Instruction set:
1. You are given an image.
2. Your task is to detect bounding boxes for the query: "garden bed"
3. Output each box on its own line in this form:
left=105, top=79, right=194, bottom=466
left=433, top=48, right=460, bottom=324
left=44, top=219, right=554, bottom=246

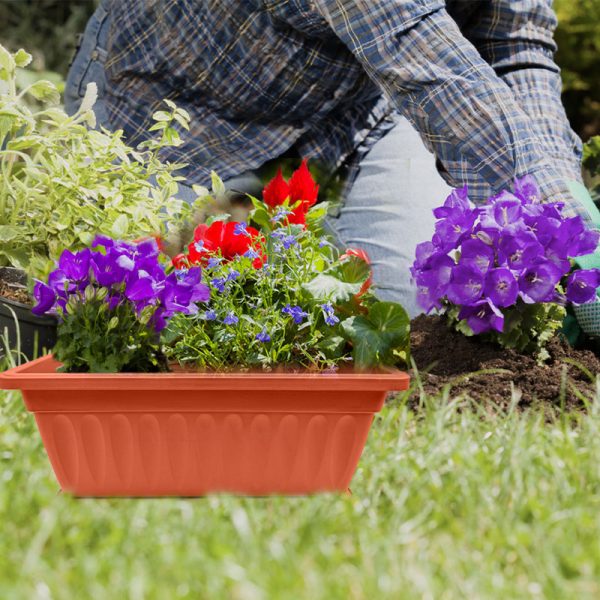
left=410, top=315, right=600, bottom=409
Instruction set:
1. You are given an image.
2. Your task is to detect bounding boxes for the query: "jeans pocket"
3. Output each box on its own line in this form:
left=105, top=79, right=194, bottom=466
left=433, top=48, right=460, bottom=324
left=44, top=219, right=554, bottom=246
left=64, top=4, right=109, bottom=111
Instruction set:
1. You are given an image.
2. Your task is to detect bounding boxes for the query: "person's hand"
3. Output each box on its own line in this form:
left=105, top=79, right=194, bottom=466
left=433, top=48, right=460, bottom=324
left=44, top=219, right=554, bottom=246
left=567, top=181, right=600, bottom=338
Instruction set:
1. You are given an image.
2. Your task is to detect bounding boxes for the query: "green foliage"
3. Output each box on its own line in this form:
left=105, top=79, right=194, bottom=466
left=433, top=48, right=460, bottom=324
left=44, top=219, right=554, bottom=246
left=165, top=214, right=410, bottom=372
left=341, top=301, right=410, bottom=368
left=447, top=300, right=567, bottom=361
left=0, top=44, right=196, bottom=280
left=53, top=293, right=166, bottom=373
left=554, top=0, right=600, bottom=138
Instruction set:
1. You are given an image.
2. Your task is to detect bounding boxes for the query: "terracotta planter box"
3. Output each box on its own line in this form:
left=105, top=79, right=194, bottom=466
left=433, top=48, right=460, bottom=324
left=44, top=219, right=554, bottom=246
left=0, top=355, right=409, bottom=497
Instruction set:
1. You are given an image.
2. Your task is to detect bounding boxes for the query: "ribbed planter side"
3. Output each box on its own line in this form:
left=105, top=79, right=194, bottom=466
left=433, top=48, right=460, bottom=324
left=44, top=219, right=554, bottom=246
left=1, top=355, right=409, bottom=497
left=31, top=398, right=378, bottom=496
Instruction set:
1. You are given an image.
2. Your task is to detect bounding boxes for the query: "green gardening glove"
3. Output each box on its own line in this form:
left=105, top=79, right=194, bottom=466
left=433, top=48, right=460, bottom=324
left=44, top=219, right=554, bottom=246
left=565, top=180, right=600, bottom=339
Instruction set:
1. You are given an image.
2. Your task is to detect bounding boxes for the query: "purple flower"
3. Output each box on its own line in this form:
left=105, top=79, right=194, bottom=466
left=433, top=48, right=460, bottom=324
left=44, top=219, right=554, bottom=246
left=282, top=235, right=297, bottom=250
left=223, top=312, right=238, bottom=325
left=226, top=269, right=240, bottom=281
left=565, top=269, right=600, bottom=304
left=484, top=268, right=518, bottom=308
left=31, top=282, right=56, bottom=315
left=446, top=265, right=484, bottom=306
left=414, top=254, right=455, bottom=312
left=460, top=238, right=495, bottom=274
left=244, top=248, right=260, bottom=260
left=270, top=208, right=291, bottom=223
left=211, top=277, right=226, bottom=293
left=282, top=304, right=309, bottom=324
left=233, top=222, right=250, bottom=236
left=513, top=175, right=541, bottom=205
left=458, top=300, right=504, bottom=334
left=205, top=309, right=217, bottom=320
left=58, top=248, right=92, bottom=282
left=519, top=259, right=564, bottom=303
left=256, top=329, right=271, bottom=343
left=497, top=233, right=544, bottom=271
left=320, top=302, right=339, bottom=326
left=194, top=240, right=205, bottom=253
left=33, top=238, right=209, bottom=333
left=125, top=275, right=161, bottom=302
left=207, top=257, right=222, bottom=268
left=480, top=194, right=523, bottom=230
left=431, top=187, right=477, bottom=251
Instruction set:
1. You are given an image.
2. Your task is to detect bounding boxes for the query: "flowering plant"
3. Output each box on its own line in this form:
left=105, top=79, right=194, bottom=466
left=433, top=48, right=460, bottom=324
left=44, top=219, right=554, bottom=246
left=32, top=237, right=209, bottom=372
left=0, top=44, right=199, bottom=280
left=165, top=161, right=410, bottom=371
left=411, top=176, right=600, bottom=356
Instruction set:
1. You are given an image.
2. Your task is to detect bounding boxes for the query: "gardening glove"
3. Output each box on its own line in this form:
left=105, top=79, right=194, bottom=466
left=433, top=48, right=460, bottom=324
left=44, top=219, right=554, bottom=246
left=565, top=180, right=600, bottom=339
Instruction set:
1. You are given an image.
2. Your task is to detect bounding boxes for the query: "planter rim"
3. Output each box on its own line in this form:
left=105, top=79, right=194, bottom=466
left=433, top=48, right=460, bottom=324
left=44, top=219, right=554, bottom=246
left=0, top=295, right=58, bottom=326
left=0, top=354, right=410, bottom=392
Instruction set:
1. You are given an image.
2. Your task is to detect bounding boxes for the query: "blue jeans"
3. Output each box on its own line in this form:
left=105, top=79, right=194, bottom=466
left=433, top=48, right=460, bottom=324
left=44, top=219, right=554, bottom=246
left=65, top=2, right=451, bottom=317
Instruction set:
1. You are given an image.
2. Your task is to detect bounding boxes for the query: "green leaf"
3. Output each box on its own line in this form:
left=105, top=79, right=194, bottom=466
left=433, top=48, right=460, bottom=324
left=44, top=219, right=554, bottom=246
left=26, top=80, right=60, bottom=104
left=0, top=247, right=30, bottom=270
left=0, top=44, right=15, bottom=80
left=303, top=274, right=362, bottom=303
left=152, top=110, right=172, bottom=122
left=341, top=301, right=410, bottom=368
left=13, top=49, right=32, bottom=68
left=211, top=171, right=226, bottom=196
left=0, top=225, right=20, bottom=242
left=111, top=214, right=129, bottom=238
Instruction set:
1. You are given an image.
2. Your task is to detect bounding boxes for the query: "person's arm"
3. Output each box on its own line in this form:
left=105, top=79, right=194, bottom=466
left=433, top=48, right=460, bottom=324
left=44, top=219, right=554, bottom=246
left=453, top=0, right=583, bottom=189
left=313, top=1, right=587, bottom=219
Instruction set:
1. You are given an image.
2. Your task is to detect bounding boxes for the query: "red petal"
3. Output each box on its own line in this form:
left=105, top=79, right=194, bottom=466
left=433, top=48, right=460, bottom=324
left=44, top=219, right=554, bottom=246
left=263, top=168, right=290, bottom=208
left=289, top=159, right=319, bottom=207
left=172, top=253, right=188, bottom=269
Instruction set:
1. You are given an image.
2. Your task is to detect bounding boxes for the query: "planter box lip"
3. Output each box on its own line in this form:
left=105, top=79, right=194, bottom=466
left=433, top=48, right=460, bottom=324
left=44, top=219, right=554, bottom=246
left=0, top=294, right=58, bottom=325
left=0, top=354, right=410, bottom=392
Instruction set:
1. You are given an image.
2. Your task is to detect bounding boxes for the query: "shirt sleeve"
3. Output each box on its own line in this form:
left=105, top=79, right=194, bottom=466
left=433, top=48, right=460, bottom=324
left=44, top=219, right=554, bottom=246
left=313, top=0, right=586, bottom=219
left=454, top=0, right=583, bottom=185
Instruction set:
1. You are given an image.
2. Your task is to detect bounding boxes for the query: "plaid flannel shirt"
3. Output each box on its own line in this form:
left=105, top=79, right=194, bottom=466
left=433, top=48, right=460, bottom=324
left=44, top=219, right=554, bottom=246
left=102, top=0, right=584, bottom=215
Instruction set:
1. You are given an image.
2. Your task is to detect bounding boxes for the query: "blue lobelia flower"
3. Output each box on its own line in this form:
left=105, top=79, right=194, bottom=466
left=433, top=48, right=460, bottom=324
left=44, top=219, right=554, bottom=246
left=320, top=302, right=339, bottom=326
left=255, top=329, right=271, bottom=343
left=282, top=304, right=309, bottom=324
left=223, top=312, right=239, bottom=325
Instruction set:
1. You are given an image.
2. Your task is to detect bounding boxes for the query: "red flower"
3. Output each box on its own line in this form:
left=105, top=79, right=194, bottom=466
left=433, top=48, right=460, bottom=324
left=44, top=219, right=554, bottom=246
left=184, top=221, right=265, bottom=268
left=288, top=159, right=319, bottom=209
left=263, top=168, right=290, bottom=208
left=172, top=253, right=188, bottom=269
left=340, top=248, right=372, bottom=298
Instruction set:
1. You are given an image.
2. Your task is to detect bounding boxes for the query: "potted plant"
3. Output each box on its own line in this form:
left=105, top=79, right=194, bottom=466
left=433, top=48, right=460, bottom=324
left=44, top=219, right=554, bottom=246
left=0, top=163, right=410, bottom=496
left=0, top=44, right=197, bottom=359
left=410, top=175, right=600, bottom=360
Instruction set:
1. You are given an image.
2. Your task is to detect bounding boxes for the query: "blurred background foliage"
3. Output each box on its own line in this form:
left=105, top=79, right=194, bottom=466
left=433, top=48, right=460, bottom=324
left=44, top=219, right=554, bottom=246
left=0, top=0, right=597, bottom=141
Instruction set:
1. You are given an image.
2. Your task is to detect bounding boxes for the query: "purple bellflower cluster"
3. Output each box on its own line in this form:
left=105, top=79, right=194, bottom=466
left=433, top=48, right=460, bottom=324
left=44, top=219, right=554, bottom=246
left=411, top=176, right=600, bottom=336
left=32, top=236, right=210, bottom=331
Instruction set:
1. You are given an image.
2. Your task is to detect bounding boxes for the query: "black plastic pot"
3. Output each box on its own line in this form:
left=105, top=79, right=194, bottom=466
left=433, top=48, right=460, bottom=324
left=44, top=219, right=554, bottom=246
left=0, top=267, right=57, bottom=361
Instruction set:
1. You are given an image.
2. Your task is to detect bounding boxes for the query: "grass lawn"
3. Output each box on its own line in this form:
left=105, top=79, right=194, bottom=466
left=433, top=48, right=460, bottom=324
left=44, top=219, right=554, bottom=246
left=3, top=385, right=600, bottom=599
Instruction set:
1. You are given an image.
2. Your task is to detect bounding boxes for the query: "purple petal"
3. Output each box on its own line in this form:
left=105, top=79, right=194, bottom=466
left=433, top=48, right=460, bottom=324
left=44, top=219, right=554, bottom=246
left=484, top=268, right=518, bottom=308
left=447, top=265, right=484, bottom=306
left=518, top=259, right=564, bottom=303
left=458, top=300, right=504, bottom=334
left=566, top=269, right=600, bottom=305
left=31, top=282, right=56, bottom=315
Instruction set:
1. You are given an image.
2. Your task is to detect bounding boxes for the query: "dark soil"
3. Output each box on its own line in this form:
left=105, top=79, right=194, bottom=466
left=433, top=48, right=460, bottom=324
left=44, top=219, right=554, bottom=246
left=410, top=315, right=600, bottom=410
left=0, top=271, right=31, bottom=305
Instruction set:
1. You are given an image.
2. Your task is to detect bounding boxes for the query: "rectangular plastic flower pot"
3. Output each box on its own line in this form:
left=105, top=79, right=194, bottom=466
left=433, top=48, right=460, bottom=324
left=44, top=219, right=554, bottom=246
left=0, top=355, right=409, bottom=497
